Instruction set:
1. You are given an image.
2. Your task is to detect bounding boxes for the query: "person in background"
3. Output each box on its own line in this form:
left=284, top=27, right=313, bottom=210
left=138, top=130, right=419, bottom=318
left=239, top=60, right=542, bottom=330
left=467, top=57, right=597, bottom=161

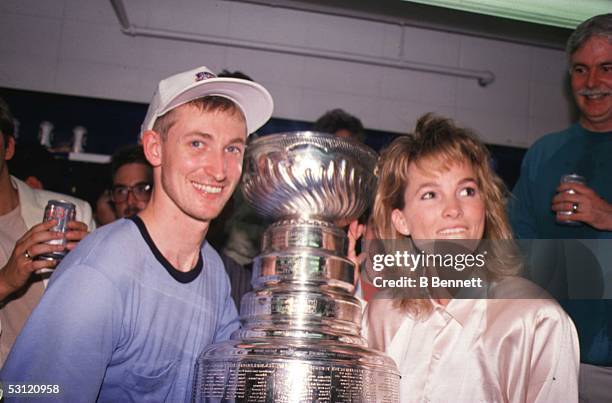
left=314, top=108, right=369, bottom=296
left=94, top=189, right=117, bottom=226
left=110, top=144, right=152, bottom=219
left=1, top=66, right=274, bottom=402
left=95, top=145, right=153, bottom=225
left=313, top=108, right=365, bottom=142
left=363, top=113, right=580, bottom=402
left=0, top=97, right=94, bottom=364
left=508, top=13, right=612, bottom=402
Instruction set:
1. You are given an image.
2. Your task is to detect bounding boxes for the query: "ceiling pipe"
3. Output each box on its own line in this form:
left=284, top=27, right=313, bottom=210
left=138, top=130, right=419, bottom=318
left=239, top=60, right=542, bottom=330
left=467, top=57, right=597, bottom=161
left=110, top=0, right=133, bottom=33
left=109, top=0, right=495, bottom=86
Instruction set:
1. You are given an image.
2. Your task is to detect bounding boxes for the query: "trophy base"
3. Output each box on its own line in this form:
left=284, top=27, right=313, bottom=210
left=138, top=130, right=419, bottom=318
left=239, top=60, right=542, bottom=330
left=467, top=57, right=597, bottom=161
left=193, top=339, right=399, bottom=403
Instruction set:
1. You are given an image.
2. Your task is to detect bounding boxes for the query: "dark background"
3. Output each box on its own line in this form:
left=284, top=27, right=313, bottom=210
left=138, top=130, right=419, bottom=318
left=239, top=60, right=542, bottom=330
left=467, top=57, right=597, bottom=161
left=1, top=87, right=526, bottom=208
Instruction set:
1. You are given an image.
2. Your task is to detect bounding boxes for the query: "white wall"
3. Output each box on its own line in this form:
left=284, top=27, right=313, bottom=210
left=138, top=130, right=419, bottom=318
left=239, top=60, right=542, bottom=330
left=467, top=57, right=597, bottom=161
left=0, top=0, right=576, bottom=147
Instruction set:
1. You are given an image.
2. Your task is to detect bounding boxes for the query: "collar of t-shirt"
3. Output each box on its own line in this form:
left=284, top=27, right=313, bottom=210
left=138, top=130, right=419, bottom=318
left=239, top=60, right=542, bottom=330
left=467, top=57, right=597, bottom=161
left=129, top=215, right=203, bottom=284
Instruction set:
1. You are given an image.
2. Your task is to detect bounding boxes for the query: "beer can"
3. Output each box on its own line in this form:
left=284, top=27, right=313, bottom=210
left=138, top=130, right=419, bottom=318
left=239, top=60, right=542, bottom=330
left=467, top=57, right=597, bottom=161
left=36, top=200, right=76, bottom=261
left=558, top=173, right=586, bottom=225
left=561, top=173, right=586, bottom=187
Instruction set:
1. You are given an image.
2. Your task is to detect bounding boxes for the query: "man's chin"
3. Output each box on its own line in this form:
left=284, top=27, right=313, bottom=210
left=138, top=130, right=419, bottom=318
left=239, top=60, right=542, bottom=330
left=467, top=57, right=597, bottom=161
left=184, top=205, right=226, bottom=224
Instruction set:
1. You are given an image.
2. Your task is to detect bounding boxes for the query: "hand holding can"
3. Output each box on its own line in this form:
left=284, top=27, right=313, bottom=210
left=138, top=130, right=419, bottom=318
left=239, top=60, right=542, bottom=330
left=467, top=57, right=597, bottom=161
left=556, top=174, right=586, bottom=226
left=35, top=200, right=77, bottom=269
left=0, top=221, right=65, bottom=299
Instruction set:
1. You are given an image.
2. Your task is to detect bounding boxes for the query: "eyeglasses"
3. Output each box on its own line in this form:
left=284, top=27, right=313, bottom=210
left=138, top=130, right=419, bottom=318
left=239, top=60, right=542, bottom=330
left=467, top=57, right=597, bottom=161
left=111, top=183, right=152, bottom=203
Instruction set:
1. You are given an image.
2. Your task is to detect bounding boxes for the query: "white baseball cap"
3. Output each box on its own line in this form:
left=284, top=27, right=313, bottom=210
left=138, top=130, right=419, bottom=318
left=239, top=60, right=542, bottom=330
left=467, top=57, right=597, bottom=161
left=141, top=66, right=274, bottom=136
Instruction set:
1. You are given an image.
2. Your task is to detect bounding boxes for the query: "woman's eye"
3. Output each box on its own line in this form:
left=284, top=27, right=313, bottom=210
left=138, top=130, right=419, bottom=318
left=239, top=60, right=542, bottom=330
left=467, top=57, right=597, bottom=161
left=460, top=187, right=476, bottom=197
left=421, top=191, right=435, bottom=200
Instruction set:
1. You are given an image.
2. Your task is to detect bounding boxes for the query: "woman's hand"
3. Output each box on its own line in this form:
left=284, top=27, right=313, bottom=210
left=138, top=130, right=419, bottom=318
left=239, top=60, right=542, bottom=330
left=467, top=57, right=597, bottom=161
left=347, top=220, right=366, bottom=285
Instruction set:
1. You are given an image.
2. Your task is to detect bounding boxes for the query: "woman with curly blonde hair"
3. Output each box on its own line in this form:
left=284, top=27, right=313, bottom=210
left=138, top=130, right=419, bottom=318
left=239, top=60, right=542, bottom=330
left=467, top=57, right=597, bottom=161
left=362, top=114, right=579, bottom=402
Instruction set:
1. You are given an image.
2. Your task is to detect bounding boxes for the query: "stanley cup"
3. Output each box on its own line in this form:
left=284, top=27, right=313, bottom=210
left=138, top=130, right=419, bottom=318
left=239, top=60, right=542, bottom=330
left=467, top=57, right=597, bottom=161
left=193, top=132, right=400, bottom=402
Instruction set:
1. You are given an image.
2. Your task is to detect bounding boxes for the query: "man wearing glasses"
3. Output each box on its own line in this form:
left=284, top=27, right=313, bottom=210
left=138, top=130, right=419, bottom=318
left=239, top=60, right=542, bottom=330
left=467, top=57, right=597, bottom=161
left=109, top=145, right=153, bottom=219
left=94, top=145, right=152, bottom=225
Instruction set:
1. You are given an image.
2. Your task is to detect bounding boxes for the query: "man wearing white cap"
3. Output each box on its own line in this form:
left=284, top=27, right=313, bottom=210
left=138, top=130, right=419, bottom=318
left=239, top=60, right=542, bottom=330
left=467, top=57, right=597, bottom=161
left=0, top=66, right=274, bottom=402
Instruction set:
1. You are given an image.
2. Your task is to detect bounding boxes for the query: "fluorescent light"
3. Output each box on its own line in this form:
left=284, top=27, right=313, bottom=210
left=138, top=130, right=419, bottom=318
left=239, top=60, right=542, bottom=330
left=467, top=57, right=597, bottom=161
left=401, top=0, right=610, bottom=28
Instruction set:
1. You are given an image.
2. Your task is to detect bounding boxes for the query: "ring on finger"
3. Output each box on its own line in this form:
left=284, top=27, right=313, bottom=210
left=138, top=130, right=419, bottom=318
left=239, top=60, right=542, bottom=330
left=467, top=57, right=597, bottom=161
left=572, top=203, right=579, bottom=213
left=23, top=249, right=32, bottom=260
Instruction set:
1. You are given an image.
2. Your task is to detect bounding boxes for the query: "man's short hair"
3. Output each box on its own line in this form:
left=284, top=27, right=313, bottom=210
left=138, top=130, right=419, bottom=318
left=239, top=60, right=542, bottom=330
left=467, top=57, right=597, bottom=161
left=0, top=97, right=15, bottom=143
left=313, top=108, right=365, bottom=142
left=218, top=70, right=253, bottom=81
left=566, top=13, right=612, bottom=56
left=152, top=96, right=244, bottom=140
left=110, top=144, right=151, bottom=181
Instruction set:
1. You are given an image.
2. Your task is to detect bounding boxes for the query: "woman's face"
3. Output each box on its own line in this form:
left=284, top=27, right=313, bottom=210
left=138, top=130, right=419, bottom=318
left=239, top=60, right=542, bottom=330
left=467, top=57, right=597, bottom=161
left=391, top=160, right=485, bottom=242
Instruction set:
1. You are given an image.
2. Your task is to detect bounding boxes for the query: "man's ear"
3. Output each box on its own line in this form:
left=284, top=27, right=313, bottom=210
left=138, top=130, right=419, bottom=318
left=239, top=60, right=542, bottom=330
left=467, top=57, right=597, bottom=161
left=391, top=209, right=411, bottom=236
left=141, top=130, right=162, bottom=167
left=4, top=135, right=15, bottom=161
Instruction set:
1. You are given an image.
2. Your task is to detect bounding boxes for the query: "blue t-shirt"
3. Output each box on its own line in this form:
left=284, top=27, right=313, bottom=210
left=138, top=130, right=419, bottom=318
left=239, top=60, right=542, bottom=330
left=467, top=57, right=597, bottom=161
left=509, top=123, right=612, bottom=366
left=0, top=217, right=239, bottom=402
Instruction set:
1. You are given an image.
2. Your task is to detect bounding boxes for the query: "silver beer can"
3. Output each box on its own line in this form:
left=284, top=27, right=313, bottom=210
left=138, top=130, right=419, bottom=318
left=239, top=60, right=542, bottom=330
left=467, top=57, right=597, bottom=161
left=558, top=173, right=586, bottom=225
left=36, top=200, right=76, bottom=261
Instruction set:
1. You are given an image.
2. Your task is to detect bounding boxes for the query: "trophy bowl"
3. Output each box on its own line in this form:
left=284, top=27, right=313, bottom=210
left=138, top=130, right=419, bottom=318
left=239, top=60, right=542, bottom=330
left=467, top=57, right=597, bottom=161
left=241, top=132, right=378, bottom=222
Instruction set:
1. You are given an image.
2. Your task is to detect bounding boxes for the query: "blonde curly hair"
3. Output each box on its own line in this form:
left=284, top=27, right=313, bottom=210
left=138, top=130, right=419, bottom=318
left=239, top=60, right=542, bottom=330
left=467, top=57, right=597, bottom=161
left=371, top=113, right=521, bottom=315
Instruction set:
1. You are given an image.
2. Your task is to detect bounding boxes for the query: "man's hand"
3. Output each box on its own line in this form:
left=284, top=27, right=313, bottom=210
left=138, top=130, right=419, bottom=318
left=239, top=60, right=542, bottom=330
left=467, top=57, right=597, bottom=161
left=0, top=220, right=90, bottom=301
left=552, top=182, right=612, bottom=231
left=0, top=220, right=62, bottom=300
left=65, top=220, right=90, bottom=250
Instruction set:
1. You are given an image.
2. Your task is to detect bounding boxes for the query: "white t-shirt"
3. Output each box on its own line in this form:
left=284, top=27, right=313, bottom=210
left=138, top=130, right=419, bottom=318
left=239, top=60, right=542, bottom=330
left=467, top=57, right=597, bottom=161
left=0, top=204, right=46, bottom=364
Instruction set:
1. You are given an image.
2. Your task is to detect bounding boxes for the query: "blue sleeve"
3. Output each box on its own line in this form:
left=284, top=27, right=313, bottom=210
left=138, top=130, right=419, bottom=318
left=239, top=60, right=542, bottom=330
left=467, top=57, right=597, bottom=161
left=508, top=146, right=540, bottom=239
left=213, top=277, right=240, bottom=343
left=0, top=264, right=122, bottom=402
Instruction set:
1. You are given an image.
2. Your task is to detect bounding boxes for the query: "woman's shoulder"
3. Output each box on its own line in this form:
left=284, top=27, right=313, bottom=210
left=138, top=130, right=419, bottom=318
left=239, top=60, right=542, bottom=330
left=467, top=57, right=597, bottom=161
left=489, top=276, right=552, bottom=299
left=486, top=277, right=571, bottom=325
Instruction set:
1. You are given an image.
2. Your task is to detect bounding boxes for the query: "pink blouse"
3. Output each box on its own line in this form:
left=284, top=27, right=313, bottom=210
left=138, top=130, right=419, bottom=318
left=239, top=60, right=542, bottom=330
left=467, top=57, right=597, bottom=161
left=363, top=279, right=580, bottom=403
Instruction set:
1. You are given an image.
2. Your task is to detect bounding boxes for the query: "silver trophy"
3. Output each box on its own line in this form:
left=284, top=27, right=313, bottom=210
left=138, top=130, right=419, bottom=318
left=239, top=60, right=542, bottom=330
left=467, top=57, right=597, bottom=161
left=193, top=132, right=400, bottom=402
